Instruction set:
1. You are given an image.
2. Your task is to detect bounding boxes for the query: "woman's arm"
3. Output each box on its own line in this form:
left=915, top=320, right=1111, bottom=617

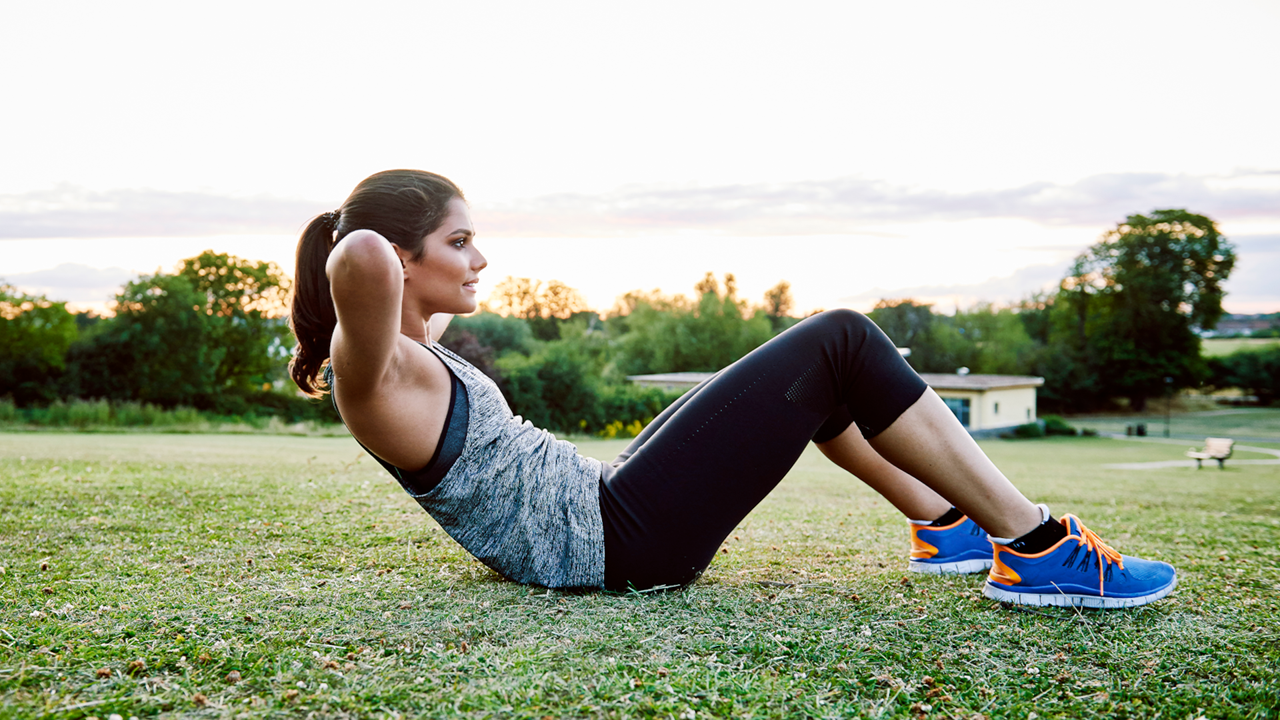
left=429, top=313, right=454, bottom=343
left=326, top=230, right=404, bottom=398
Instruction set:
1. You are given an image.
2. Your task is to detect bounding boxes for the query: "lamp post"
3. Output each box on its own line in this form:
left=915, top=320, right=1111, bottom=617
left=1165, top=376, right=1174, bottom=438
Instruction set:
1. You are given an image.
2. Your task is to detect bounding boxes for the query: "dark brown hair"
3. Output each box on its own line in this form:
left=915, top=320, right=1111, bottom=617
left=289, top=169, right=465, bottom=396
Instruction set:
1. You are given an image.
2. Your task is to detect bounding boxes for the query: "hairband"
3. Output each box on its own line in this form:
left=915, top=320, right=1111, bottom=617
left=325, top=210, right=342, bottom=247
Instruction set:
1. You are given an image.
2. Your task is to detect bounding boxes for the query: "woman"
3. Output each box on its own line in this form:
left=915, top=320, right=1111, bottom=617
left=290, top=169, right=1176, bottom=609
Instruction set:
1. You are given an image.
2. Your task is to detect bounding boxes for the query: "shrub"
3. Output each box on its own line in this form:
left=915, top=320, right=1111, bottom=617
left=597, top=418, right=650, bottom=439
left=599, top=384, right=678, bottom=426
left=1210, top=345, right=1280, bottom=406
left=31, top=400, right=69, bottom=426
left=170, top=407, right=203, bottom=426
left=495, top=353, right=551, bottom=428
left=1010, top=422, right=1045, bottom=438
left=495, top=341, right=608, bottom=433
left=0, top=397, right=18, bottom=423
left=67, top=399, right=111, bottom=428
left=114, top=401, right=159, bottom=426
left=0, top=396, right=328, bottom=431
left=598, top=420, right=626, bottom=439
left=1041, top=414, right=1077, bottom=436
left=25, top=400, right=97, bottom=427
left=448, top=312, right=536, bottom=356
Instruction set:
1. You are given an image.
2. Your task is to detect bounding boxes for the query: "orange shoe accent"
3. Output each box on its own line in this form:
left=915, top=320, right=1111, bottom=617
left=1060, top=514, right=1124, bottom=597
left=988, top=515, right=1125, bottom=596
left=988, top=546, right=1022, bottom=586
left=909, top=526, right=940, bottom=559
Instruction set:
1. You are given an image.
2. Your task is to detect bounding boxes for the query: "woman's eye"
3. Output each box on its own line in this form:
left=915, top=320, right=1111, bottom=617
left=452, top=238, right=467, bottom=248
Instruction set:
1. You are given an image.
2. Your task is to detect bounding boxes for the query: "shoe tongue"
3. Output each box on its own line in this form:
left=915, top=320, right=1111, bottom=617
left=1061, top=515, right=1086, bottom=537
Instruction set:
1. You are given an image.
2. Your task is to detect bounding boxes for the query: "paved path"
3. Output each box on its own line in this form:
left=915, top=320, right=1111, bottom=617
left=1089, top=430, right=1280, bottom=445
left=1099, top=434, right=1280, bottom=470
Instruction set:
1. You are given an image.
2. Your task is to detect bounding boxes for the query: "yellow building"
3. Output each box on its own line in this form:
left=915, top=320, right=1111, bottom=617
left=917, top=373, right=1044, bottom=435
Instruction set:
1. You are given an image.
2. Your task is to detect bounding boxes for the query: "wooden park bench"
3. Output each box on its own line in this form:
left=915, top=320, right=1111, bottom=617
left=1187, top=438, right=1234, bottom=469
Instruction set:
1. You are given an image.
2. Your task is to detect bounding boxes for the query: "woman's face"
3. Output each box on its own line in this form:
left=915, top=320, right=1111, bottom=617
left=402, top=197, right=487, bottom=316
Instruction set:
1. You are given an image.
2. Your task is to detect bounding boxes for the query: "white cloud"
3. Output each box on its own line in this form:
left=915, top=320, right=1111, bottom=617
left=3, top=171, right=1277, bottom=241
left=836, top=262, right=1072, bottom=313
left=1, top=263, right=136, bottom=303
left=0, top=186, right=331, bottom=239
left=835, top=233, right=1280, bottom=314
left=477, top=171, right=1280, bottom=236
left=1221, top=234, right=1280, bottom=314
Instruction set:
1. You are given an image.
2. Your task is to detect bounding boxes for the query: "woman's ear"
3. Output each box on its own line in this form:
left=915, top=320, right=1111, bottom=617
left=391, top=243, right=411, bottom=271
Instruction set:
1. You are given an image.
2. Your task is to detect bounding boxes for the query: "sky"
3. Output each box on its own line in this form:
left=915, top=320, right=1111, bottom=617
left=2, top=0, right=1278, bottom=316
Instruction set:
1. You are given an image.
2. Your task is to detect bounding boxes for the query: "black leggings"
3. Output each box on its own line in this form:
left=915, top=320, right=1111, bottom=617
left=599, top=309, right=928, bottom=591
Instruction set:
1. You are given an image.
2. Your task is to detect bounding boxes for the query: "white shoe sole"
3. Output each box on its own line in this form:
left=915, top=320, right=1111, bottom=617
left=982, top=575, right=1177, bottom=609
left=908, top=558, right=994, bottom=575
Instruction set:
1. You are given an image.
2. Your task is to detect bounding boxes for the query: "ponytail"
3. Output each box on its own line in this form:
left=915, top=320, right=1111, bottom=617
left=289, top=211, right=341, bottom=396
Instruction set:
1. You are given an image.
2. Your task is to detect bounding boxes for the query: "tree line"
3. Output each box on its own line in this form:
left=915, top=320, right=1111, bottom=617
left=0, top=248, right=799, bottom=433
left=0, top=252, right=312, bottom=423
left=440, top=272, right=796, bottom=435
left=1, top=207, right=1275, bottom=433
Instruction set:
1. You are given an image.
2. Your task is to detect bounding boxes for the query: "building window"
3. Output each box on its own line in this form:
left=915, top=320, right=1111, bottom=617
left=943, top=397, right=971, bottom=427
left=993, top=402, right=1000, bottom=414
left=1026, top=408, right=1031, bottom=420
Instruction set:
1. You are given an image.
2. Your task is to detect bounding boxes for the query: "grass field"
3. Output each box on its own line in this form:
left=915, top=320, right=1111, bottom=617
left=1068, top=407, right=1280, bottom=443
left=1201, top=337, right=1280, bottom=357
left=2, top=431, right=1277, bottom=719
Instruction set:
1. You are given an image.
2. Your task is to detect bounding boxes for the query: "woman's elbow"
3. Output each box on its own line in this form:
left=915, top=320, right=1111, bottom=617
left=327, top=231, right=397, bottom=281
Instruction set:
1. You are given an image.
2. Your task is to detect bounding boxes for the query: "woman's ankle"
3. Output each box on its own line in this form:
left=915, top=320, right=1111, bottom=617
left=989, top=504, right=1068, bottom=553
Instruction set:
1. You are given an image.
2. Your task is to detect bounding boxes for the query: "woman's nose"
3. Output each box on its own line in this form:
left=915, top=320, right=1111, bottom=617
left=473, top=249, right=488, bottom=271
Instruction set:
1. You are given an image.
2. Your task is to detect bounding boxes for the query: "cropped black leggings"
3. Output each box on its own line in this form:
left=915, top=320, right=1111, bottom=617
left=599, top=309, right=928, bottom=592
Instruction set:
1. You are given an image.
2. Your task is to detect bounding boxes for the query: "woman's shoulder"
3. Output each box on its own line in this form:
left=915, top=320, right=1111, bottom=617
left=330, top=336, right=454, bottom=470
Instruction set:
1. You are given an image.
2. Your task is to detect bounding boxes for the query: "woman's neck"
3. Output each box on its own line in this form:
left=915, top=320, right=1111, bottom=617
left=399, top=304, right=431, bottom=344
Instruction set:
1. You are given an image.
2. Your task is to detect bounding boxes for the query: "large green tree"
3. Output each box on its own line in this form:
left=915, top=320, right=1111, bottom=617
left=1056, top=209, right=1235, bottom=410
left=952, top=304, right=1038, bottom=375
left=176, top=251, right=293, bottom=395
left=867, top=299, right=935, bottom=350
left=447, top=311, right=536, bottom=357
left=0, top=285, right=79, bottom=404
left=761, top=280, right=799, bottom=333
left=868, top=300, right=1039, bottom=375
left=611, top=273, right=774, bottom=376
left=867, top=299, right=970, bottom=373
left=483, top=276, right=588, bottom=341
left=67, top=273, right=223, bottom=405
left=67, top=252, right=292, bottom=408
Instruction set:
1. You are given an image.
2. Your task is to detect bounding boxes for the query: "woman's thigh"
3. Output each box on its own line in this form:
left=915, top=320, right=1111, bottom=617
left=600, top=309, right=926, bottom=591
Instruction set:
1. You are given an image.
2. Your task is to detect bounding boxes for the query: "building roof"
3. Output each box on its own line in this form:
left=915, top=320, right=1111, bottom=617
left=918, top=374, right=1044, bottom=390
left=627, top=372, right=715, bottom=384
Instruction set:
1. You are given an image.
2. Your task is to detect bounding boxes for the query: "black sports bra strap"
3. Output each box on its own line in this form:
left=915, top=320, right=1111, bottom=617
left=323, top=344, right=470, bottom=497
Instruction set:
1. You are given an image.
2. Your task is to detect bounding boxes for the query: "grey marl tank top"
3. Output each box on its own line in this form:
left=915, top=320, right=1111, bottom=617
left=329, top=341, right=606, bottom=588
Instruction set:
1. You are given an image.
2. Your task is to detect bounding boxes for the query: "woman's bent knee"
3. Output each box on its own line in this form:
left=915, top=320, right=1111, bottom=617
left=808, top=308, right=877, bottom=334
left=802, top=308, right=886, bottom=350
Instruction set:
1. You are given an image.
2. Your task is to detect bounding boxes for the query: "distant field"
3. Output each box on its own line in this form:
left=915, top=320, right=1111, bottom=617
left=1201, top=337, right=1280, bottom=357
left=2, top=432, right=1277, bottom=718
left=1067, top=407, right=1280, bottom=443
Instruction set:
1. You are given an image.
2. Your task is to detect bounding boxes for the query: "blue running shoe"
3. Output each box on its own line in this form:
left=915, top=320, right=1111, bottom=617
left=908, top=515, right=994, bottom=574
left=983, top=515, right=1177, bottom=609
